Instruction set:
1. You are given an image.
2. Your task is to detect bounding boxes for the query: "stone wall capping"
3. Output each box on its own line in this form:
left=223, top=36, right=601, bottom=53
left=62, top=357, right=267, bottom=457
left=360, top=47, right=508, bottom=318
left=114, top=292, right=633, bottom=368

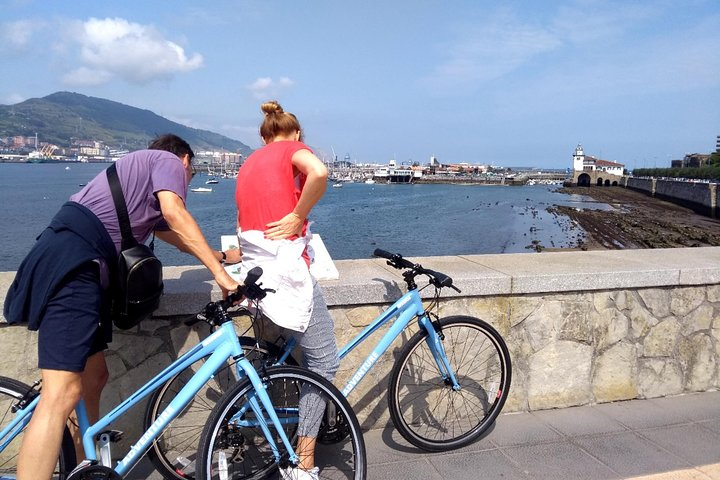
left=3, top=247, right=720, bottom=319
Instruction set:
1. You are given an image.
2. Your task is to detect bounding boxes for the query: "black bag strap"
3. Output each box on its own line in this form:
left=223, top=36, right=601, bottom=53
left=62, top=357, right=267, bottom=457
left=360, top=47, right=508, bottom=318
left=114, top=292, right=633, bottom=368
left=106, top=163, right=138, bottom=251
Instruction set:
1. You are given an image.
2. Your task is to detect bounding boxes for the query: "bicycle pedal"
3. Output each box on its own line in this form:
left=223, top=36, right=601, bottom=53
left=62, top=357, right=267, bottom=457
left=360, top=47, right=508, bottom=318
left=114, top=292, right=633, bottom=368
left=96, top=430, right=124, bottom=442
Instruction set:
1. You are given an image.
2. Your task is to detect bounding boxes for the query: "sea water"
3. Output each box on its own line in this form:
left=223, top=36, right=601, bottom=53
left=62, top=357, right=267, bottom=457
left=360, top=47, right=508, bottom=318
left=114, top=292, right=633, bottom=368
left=0, top=163, right=607, bottom=271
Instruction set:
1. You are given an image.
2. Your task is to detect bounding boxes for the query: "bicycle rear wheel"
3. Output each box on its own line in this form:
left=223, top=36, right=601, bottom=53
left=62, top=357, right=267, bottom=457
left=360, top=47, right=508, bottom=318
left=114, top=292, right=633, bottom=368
left=0, top=376, right=76, bottom=479
left=388, top=316, right=511, bottom=451
left=145, top=337, right=295, bottom=480
left=197, top=366, right=366, bottom=480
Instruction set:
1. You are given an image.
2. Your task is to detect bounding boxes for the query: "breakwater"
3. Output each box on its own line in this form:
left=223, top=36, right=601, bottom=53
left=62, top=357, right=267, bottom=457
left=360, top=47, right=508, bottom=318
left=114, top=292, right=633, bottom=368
left=623, top=176, right=719, bottom=218
left=2, top=247, right=718, bottom=449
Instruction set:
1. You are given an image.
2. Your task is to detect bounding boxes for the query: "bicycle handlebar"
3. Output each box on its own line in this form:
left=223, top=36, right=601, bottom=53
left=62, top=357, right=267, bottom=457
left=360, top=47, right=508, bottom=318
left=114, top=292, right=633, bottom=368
left=188, top=266, right=274, bottom=327
left=373, top=248, right=461, bottom=292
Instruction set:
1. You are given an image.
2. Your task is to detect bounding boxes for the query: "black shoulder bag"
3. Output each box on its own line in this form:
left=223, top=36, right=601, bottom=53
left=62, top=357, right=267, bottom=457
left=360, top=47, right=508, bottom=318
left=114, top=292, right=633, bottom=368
left=107, top=164, right=164, bottom=329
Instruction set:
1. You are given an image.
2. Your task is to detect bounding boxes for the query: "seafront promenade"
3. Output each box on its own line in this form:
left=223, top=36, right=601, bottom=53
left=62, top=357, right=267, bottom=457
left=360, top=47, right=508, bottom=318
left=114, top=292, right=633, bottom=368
left=131, top=390, right=720, bottom=479
left=1, top=247, right=719, bottom=477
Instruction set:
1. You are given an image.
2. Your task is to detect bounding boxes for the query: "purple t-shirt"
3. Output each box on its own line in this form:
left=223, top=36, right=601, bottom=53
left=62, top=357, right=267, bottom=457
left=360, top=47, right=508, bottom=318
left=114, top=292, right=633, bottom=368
left=70, top=150, right=188, bottom=253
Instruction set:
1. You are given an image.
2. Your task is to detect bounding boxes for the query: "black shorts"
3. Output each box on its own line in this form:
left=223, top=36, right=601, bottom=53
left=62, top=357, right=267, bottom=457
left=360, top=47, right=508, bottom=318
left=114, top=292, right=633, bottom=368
left=38, top=262, right=109, bottom=372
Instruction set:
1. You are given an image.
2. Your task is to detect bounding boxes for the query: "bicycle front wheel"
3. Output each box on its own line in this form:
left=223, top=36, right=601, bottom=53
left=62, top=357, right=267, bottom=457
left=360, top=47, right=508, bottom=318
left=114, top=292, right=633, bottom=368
left=197, top=366, right=366, bottom=480
left=145, top=337, right=295, bottom=480
left=0, top=376, right=77, bottom=479
left=388, top=316, right=511, bottom=451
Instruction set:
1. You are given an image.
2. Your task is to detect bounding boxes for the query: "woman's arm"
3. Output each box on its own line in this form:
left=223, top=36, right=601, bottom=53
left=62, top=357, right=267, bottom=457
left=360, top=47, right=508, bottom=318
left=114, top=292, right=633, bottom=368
left=264, top=149, right=327, bottom=240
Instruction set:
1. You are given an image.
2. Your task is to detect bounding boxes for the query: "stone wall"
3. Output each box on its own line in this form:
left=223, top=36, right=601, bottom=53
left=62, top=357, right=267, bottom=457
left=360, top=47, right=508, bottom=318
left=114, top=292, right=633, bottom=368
left=1, top=247, right=719, bottom=442
left=626, top=176, right=718, bottom=217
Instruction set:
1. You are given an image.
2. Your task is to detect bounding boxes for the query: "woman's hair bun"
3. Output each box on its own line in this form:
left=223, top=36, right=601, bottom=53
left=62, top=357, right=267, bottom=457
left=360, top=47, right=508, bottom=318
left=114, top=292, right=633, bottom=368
left=261, top=100, right=284, bottom=116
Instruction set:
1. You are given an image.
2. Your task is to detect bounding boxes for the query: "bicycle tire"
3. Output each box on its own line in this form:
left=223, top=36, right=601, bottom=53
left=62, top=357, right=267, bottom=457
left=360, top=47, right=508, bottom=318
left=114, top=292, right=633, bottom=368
left=0, top=376, right=77, bottom=479
left=197, top=365, right=366, bottom=480
left=145, top=337, right=296, bottom=480
left=388, top=316, right=511, bottom=451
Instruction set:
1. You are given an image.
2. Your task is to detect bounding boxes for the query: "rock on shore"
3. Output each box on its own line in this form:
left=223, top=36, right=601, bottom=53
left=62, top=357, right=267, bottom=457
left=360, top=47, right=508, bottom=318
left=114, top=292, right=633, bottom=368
left=551, top=186, right=720, bottom=251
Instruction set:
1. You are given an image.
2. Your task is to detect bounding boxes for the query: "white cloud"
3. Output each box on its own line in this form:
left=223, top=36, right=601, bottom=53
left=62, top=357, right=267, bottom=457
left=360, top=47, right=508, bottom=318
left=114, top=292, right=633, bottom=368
left=247, top=76, right=295, bottom=100
left=423, top=10, right=562, bottom=89
left=60, top=17, right=203, bottom=86
left=0, top=20, right=42, bottom=54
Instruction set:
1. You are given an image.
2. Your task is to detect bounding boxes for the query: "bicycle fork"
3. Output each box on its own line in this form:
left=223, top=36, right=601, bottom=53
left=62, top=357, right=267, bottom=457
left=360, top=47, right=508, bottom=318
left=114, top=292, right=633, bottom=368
left=226, top=360, right=300, bottom=466
left=418, top=315, right=461, bottom=391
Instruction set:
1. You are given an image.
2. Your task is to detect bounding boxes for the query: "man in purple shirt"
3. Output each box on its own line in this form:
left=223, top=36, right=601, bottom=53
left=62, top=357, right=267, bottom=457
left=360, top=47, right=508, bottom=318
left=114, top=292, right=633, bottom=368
left=6, top=134, right=241, bottom=480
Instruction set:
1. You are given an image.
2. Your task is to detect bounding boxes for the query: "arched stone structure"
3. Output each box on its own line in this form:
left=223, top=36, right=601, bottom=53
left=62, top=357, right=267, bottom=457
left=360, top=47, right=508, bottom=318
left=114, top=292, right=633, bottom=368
left=571, top=170, right=624, bottom=187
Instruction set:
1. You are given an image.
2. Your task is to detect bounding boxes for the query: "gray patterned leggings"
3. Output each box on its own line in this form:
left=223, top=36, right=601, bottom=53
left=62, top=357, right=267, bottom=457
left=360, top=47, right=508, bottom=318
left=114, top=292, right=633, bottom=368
left=283, top=280, right=339, bottom=437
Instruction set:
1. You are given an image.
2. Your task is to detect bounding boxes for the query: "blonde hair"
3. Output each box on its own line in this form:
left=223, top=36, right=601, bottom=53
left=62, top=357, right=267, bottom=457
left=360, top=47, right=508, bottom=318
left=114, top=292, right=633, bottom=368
left=259, top=100, right=303, bottom=142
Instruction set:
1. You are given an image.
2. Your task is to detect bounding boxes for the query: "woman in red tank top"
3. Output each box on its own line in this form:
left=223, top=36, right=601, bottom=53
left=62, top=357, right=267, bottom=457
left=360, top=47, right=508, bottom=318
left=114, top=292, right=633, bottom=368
left=235, top=101, right=339, bottom=480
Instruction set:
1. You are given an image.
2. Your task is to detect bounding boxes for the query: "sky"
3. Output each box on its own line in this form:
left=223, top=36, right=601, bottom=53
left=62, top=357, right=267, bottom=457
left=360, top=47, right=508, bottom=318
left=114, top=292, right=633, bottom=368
left=1, top=0, right=718, bottom=170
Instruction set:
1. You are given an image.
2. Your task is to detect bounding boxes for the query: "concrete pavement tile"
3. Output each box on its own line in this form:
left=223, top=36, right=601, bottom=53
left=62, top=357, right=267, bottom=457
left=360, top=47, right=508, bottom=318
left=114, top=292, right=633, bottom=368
left=638, top=424, right=720, bottom=467
left=367, top=458, right=445, bottom=480
left=362, top=426, right=428, bottom=464
left=489, top=412, right=564, bottom=447
left=573, top=431, right=690, bottom=478
left=698, top=463, right=720, bottom=479
left=646, top=392, right=720, bottom=423
left=701, top=419, right=720, bottom=435
left=428, top=449, right=529, bottom=479
left=535, top=404, right=629, bottom=437
left=593, top=398, right=693, bottom=430
left=625, top=467, right=716, bottom=479
left=502, top=442, right=620, bottom=479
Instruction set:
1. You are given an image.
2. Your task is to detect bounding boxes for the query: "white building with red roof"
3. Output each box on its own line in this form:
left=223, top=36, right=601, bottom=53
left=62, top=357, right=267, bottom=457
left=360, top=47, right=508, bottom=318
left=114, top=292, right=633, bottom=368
left=572, top=144, right=624, bottom=175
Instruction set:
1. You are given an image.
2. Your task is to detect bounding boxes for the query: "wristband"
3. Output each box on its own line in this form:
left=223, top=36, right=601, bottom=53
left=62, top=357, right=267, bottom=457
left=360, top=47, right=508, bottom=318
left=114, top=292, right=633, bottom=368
left=220, top=251, right=227, bottom=264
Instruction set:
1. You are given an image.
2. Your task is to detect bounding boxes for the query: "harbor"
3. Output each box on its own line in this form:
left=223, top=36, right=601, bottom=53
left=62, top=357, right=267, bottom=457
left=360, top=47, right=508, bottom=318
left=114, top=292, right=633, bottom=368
left=327, top=158, right=568, bottom=186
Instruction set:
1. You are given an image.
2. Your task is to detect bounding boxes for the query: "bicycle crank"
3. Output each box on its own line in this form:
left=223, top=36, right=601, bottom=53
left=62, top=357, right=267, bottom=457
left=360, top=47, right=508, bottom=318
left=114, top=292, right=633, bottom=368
left=67, top=464, right=123, bottom=480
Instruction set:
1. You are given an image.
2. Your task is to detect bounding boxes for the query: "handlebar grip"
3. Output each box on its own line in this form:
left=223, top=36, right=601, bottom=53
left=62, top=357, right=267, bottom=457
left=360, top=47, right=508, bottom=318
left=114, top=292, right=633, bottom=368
left=373, top=248, right=393, bottom=260
left=374, top=248, right=415, bottom=270
left=244, top=266, right=263, bottom=286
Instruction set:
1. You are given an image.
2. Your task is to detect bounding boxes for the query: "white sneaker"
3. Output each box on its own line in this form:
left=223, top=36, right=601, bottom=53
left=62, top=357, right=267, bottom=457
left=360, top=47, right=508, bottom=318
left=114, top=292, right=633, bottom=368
left=279, top=465, right=320, bottom=480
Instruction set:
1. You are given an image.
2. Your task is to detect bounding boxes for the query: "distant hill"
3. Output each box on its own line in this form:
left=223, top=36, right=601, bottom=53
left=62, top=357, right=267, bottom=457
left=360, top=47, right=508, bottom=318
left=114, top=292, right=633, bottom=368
left=0, top=91, right=253, bottom=155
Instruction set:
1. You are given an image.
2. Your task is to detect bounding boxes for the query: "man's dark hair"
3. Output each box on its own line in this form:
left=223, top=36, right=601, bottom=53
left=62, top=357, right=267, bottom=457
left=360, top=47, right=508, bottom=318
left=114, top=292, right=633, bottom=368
left=148, top=134, right=195, bottom=159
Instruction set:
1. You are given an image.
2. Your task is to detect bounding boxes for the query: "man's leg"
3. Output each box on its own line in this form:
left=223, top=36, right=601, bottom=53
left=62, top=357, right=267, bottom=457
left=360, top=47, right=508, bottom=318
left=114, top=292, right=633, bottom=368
left=68, top=351, right=109, bottom=463
left=24, top=261, right=105, bottom=479
left=17, top=369, right=83, bottom=480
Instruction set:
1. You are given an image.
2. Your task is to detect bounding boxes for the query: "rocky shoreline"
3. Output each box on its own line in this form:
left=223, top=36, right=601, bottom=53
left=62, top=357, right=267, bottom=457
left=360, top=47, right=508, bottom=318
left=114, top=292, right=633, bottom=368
left=551, top=186, right=720, bottom=251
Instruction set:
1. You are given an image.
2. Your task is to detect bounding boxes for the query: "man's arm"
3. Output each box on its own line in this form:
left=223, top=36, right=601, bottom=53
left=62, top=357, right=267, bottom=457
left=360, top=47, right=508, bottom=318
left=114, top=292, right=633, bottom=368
left=155, top=230, right=241, bottom=264
left=156, top=190, right=239, bottom=293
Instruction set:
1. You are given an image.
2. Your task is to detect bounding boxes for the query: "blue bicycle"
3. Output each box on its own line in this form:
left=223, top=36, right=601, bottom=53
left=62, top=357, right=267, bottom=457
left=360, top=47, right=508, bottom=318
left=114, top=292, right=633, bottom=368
left=0, top=268, right=366, bottom=480
left=149, top=249, right=511, bottom=479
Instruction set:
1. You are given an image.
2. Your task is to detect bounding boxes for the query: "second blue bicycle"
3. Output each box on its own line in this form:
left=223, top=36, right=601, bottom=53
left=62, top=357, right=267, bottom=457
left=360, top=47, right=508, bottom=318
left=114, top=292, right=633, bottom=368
left=148, top=249, right=512, bottom=479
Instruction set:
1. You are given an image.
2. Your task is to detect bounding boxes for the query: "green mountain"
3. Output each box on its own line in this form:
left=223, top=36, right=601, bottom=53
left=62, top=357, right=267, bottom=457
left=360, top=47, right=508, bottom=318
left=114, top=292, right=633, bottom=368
left=0, top=91, right=253, bottom=155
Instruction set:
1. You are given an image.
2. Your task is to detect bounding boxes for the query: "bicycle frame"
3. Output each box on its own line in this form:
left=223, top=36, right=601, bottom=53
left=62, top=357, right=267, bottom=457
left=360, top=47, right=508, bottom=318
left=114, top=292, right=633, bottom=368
left=227, top=287, right=462, bottom=434
left=0, top=320, right=299, bottom=479
left=336, top=287, right=461, bottom=397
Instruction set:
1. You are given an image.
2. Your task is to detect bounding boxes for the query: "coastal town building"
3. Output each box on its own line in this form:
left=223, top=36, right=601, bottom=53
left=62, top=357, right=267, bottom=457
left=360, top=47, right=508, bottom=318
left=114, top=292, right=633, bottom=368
left=572, top=144, right=624, bottom=175
left=570, top=144, right=625, bottom=187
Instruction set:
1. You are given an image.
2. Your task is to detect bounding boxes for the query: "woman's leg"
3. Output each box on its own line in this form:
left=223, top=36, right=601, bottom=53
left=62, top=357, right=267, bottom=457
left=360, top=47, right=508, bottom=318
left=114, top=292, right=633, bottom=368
left=292, top=281, right=339, bottom=470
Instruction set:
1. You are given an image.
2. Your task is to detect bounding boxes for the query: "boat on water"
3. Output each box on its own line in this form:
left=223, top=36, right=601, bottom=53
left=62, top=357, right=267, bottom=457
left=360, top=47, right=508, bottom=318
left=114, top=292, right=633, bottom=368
left=364, top=178, right=375, bottom=184
left=205, top=177, right=219, bottom=184
left=332, top=183, right=343, bottom=188
left=191, top=187, right=212, bottom=193
left=372, top=159, right=420, bottom=184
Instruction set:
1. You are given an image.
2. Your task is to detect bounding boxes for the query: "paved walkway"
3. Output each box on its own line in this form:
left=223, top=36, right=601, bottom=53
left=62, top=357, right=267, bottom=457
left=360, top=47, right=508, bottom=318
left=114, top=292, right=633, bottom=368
left=133, top=390, right=720, bottom=479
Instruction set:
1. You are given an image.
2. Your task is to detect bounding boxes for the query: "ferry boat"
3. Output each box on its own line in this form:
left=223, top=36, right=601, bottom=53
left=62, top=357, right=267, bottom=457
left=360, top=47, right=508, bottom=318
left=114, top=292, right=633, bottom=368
left=191, top=187, right=212, bottom=193
left=372, top=160, right=420, bottom=184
